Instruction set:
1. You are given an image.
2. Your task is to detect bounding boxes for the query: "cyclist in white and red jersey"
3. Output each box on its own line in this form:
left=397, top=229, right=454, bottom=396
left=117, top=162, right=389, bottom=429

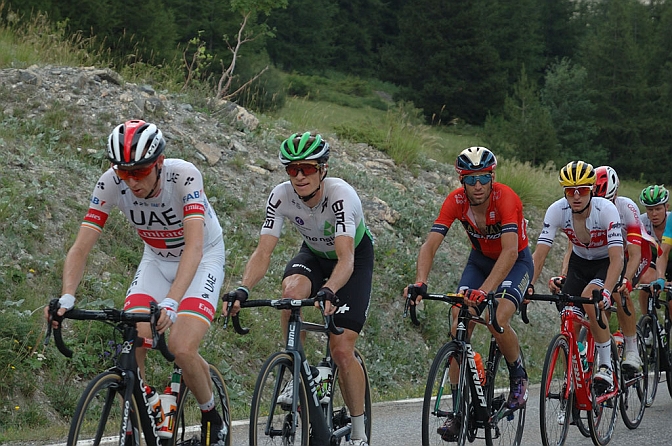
left=45, top=120, right=227, bottom=445
left=638, top=185, right=672, bottom=314
left=590, top=166, right=649, bottom=374
left=405, top=147, right=532, bottom=441
left=225, top=132, right=373, bottom=446
left=531, top=161, right=623, bottom=393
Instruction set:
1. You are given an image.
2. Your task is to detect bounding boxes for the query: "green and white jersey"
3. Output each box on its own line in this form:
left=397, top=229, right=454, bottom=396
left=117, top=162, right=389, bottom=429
left=260, top=178, right=370, bottom=259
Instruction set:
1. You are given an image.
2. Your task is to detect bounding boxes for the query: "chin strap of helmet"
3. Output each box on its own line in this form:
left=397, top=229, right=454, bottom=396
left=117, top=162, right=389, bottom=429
left=144, top=166, right=162, bottom=199
left=294, top=164, right=327, bottom=203
left=571, top=197, right=591, bottom=214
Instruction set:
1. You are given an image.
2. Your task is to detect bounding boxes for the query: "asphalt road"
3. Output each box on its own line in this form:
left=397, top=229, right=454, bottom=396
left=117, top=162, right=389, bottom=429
left=227, top=381, right=672, bottom=445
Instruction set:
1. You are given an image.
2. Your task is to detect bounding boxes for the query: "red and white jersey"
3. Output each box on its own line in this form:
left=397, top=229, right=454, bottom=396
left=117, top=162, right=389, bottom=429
left=537, top=197, right=623, bottom=260
left=81, top=159, right=222, bottom=260
left=613, top=196, right=645, bottom=247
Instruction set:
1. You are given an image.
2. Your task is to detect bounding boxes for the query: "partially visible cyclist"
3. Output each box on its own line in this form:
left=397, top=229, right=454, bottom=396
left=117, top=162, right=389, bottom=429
left=44, top=120, right=228, bottom=445
left=530, top=161, right=623, bottom=393
left=405, top=146, right=533, bottom=440
left=644, top=185, right=672, bottom=319
left=638, top=185, right=672, bottom=314
left=592, top=166, right=651, bottom=374
left=224, top=132, right=374, bottom=446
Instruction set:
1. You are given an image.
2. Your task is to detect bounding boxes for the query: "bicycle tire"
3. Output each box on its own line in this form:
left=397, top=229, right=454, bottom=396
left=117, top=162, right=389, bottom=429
left=619, top=327, right=647, bottom=429
left=485, top=347, right=525, bottom=446
left=421, top=341, right=468, bottom=446
left=68, top=370, right=141, bottom=446
left=170, top=364, right=231, bottom=446
left=637, top=314, right=659, bottom=406
left=665, top=315, right=672, bottom=399
left=539, top=334, right=571, bottom=446
left=250, top=352, right=309, bottom=446
left=327, top=349, right=372, bottom=445
left=587, top=341, right=618, bottom=446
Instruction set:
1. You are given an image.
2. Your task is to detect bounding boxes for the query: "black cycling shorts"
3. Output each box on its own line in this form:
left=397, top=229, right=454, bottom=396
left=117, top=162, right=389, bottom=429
left=283, top=234, right=374, bottom=333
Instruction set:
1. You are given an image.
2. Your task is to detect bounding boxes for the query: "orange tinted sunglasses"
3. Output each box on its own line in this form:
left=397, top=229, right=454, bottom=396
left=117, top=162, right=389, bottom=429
left=564, top=186, right=592, bottom=197
left=285, top=163, right=320, bottom=177
left=113, top=160, right=158, bottom=181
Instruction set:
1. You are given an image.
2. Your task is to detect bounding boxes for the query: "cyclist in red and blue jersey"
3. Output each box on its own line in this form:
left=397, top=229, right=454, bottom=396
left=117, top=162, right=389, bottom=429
left=405, top=147, right=532, bottom=440
left=45, top=120, right=227, bottom=445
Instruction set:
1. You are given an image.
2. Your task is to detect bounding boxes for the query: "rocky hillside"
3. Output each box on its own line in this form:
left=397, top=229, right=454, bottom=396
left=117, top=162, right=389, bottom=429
left=0, top=65, right=567, bottom=442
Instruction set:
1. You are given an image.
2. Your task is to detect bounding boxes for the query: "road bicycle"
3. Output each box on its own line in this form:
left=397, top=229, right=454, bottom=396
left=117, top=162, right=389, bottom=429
left=636, top=283, right=672, bottom=406
left=45, top=299, right=231, bottom=446
left=404, top=291, right=526, bottom=446
left=524, top=289, right=646, bottom=446
left=225, top=292, right=372, bottom=446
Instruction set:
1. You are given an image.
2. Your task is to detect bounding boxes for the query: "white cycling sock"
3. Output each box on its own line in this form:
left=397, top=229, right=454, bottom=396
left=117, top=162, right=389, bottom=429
left=351, top=414, right=367, bottom=441
left=596, top=340, right=612, bottom=368
left=624, top=335, right=638, bottom=353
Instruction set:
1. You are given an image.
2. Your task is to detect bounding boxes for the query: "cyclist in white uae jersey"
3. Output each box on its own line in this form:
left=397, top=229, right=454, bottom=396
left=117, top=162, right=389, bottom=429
left=225, top=132, right=373, bottom=446
left=531, top=161, right=623, bottom=392
left=45, top=120, right=227, bottom=445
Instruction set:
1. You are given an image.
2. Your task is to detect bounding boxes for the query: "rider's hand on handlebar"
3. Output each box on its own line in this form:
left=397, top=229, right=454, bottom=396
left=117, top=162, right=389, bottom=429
left=223, top=286, right=249, bottom=317
left=548, top=275, right=566, bottom=293
left=618, top=277, right=633, bottom=295
left=463, top=288, right=487, bottom=305
left=651, top=278, right=666, bottom=292
left=599, top=289, right=613, bottom=310
left=317, top=287, right=338, bottom=315
left=405, top=282, right=428, bottom=305
left=44, top=294, right=74, bottom=328
left=157, top=298, right=178, bottom=333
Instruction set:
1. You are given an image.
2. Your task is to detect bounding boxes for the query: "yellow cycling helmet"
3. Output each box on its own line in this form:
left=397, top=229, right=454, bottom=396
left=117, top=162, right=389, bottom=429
left=558, top=161, right=596, bottom=187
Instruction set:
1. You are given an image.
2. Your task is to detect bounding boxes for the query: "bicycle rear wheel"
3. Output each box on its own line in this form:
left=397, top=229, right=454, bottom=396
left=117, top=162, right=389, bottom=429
left=171, top=364, right=231, bottom=446
left=328, top=349, right=372, bottom=444
left=588, top=342, right=619, bottom=446
left=485, top=348, right=525, bottom=446
left=665, top=315, right=672, bottom=398
left=68, top=370, right=140, bottom=445
left=637, top=314, right=659, bottom=406
left=250, top=352, right=309, bottom=446
left=619, top=327, right=647, bottom=429
left=539, top=334, right=571, bottom=446
left=421, top=341, right=468, bottom=446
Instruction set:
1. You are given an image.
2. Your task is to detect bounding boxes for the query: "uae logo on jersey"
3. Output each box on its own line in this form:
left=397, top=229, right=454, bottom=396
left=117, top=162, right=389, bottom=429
left=324, top=221, right=335, bottom=236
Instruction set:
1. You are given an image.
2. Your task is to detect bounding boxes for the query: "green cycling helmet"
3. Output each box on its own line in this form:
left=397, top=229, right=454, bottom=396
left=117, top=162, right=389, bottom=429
left=639, top=185, right=669, bottom=207
left=279, top=132, right=330, bottom=165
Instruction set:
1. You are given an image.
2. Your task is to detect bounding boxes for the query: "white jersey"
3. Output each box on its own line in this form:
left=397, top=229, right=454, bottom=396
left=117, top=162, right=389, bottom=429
left=640, top=211, right=670, bottom=244
left=83, top=159, right=223, bottom=261
left=260, top=178, right=370, bottom=259
left=612, top=196, right=646, bottom=248
left=536, top=196, right=623, bottom=260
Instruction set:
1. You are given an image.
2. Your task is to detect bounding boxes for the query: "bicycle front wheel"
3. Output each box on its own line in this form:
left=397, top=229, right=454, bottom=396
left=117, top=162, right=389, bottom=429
left=588, top=341, right=618, bottom=446
left=539, top=334, right=571, bottom=446
left=637, top=314, right=659, bottom=406
left=328, top=348, right=372, bottom=444
left=619, top=327, right=647, bottom=429
left=250, top=352, right=309, bottom=446
left=68, top=370, right=140, bottom=445
left=422, top=341, right=468, bottom=446
left=485, top=348, right=525, bottom=446
left=171, top=364, right=231, bottom=446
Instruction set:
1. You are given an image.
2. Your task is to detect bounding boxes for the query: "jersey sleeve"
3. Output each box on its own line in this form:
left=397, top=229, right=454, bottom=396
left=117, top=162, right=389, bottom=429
left=330, top=183, right=361, bottom=238
left=498, top=186, right=523, bottom=235
left=620, top=198, right=644, bottom=246
left=260, top=183, right=287, bottom=238
left=178, top=164, right=207, bottom=223
left=431, top=190, right=462, bottom=236
left=662, top=213, right=672, bottom=246
left=603, top=202, right=624, bottom=248
left=81, top=169, right=117, bottom=233
left=536, top=199, right=564, bottom=247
